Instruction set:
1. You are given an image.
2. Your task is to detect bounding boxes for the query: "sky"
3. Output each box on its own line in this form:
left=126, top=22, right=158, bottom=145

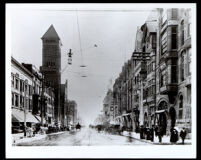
left=8, top=4, right=152, bottom=126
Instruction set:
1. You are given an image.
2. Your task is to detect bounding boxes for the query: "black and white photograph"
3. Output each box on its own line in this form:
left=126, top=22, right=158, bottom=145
left=6, top=3, right=196, bottom=158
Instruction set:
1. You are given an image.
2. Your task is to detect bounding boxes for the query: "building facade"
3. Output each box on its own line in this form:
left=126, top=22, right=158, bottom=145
left=110, top=8, right=191, bottom=137
left=11, top=57, right=39, bottom=133
left=67, top=100, right=78, bottom=126
left=40, top=25, right=62, bottom=127
left=60, top=80, right=68, bottom=128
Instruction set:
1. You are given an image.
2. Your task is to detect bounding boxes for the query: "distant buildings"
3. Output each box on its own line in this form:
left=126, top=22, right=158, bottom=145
left=103, top=89, right=114, bottom=123
left=104, top=8, right=191, bottom=138
left=67, top=100, right=78, bottom=126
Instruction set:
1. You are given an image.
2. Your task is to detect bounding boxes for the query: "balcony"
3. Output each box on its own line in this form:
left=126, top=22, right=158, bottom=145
left=160, top=83, right=178, bottom=94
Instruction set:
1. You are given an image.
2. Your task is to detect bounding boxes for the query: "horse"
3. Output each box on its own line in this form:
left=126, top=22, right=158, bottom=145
left=76, top=124, right=81, bottom=130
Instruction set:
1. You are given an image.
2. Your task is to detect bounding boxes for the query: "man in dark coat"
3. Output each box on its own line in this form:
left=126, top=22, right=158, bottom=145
left=150, top=125, right=154, bottom=142
left=180, top=127, right=187, bottom=144
left=170, top=127, right=179, bottom=144
left=157, top=126, right=163, bottom=143
left=140, top=125, right=144, bottom=139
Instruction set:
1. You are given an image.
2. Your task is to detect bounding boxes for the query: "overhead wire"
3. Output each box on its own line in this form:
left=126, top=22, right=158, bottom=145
left=76, top=9, right=84, bottom=66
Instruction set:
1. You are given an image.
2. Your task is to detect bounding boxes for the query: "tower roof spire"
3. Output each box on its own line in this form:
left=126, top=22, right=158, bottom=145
left=41, top=24, right=60, bottom=40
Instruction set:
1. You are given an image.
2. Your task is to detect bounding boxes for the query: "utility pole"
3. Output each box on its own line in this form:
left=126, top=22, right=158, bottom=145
left=132, top=52, right=150, bottom=127
left=41, top=75, right=44, bottom=126
left=24, top=82, right=27, bottom=137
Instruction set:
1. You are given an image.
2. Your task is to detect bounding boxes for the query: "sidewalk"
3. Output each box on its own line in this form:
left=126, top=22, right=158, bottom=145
left=12, top=131, right=67, bottom=145
left=122, top=131, right=192, bottom=145
left=12, top=133, right=47, bottom=145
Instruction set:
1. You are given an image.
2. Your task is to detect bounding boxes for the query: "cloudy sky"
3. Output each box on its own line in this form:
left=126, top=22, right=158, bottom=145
left=7, top=4, right=153, bottom=125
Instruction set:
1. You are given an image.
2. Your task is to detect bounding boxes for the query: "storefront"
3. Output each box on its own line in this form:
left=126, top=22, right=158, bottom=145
left=12, top=108, right=40, bottom=133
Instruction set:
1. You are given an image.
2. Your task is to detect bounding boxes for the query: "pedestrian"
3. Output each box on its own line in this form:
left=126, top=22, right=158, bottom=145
left=157, top=126, right=163, bottom=143
left=140, top=125, right=144, bottom=139
left=146, top=127, right=151, bottom=140
left=170, top=127, right=178, bottom=144
left=150, top=125, right=154, bottom=142
left=180, top=127, right=187, bottom=144
left=128, top=130, right=132, bottom=142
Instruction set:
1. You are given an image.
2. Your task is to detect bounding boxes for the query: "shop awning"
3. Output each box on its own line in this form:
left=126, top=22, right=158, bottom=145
left=26, top=112, right=39, bottom=123
left=12, top=108, right=25, bottom=122
left=12, top=108, right=40, bottom=123
left=155, top=110, right=166, bottom=114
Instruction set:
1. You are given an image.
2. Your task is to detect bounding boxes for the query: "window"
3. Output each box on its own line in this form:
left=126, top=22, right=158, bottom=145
left=12, top=93, right=14, bottom=105
left=178, top=95, right=183, bottom=119
left=171, top=26, right=177, bottom=49
left=187, top=48, right=191, bottom=76
left=181, top=20, right=184, bottom=46
left=15, top=79, right=19, bottom=90
left=29, top=99, right=32, bottom=111
left=187, top=86, right=191, bottom=104
left=29, top=85, right=32, bottom=95
left=160, top=74, right=164, bottom=87
left=171, top=59, right=177, bottom=83
left=20, top=95, right=23, bottom=107
left=181, top=53, right=185, bottom=81
left=152, top=35, right=156, bottom=49
left=11, top=74, right=14, bottom=87
left=20, top=80, right=23, bottom=92
left=171, top=9, right=178, bottom=20
left=25, top=84, right=28, bottom=95
left=15, top=95, right=19, bottom=107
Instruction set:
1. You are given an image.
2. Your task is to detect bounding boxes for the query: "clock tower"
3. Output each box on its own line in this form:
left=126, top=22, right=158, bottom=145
left=40, top=24, right=61, bottom=125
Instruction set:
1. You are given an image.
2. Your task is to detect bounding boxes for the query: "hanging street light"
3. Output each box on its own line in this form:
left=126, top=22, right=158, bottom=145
left=68, top=49, right=73, bottom=65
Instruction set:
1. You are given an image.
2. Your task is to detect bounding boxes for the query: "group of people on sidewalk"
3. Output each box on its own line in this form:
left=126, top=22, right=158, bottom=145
left=139, top=125, right=187, bottom=144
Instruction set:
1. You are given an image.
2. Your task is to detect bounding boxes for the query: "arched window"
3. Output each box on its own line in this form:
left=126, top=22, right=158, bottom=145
left=181, top=20, right=184, bottom=46
left=179, top=95, right=183, bottom=119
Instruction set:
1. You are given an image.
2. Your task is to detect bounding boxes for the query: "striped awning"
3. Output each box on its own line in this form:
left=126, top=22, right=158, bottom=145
left=12, top=108, right=40, bottom=123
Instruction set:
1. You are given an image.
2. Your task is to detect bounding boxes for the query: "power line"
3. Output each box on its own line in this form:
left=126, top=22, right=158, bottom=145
left=76, top=9, right=84, bottom=66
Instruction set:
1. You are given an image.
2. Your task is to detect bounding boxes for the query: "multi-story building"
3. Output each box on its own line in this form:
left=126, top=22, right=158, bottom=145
left=175, top=9, right=191, bottom=135
left=154, top=8, right=192, bottom=136
left=40, top=25, right=62, bottom=127
left=11, top=57, right=39, bottom=133
left=21, top=64, right=42, bottom=115
left=43, top=86, right=55, bottom=127
left=67, top=100, right=78, bottom=126
left=60, top=80, right=68, bottom=128
left=111, top=8, right=191, bottom=137
left=139, top=20, right=158, bottom=129
left=103, top=89, right=114, bottom=123
left=22, top=63, right=55, bottom=127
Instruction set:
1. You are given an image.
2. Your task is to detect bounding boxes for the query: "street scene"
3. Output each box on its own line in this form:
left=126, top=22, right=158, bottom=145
left=15, top=127, right=153, bottom=146
left=8, top=4, right=194, bottom=150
